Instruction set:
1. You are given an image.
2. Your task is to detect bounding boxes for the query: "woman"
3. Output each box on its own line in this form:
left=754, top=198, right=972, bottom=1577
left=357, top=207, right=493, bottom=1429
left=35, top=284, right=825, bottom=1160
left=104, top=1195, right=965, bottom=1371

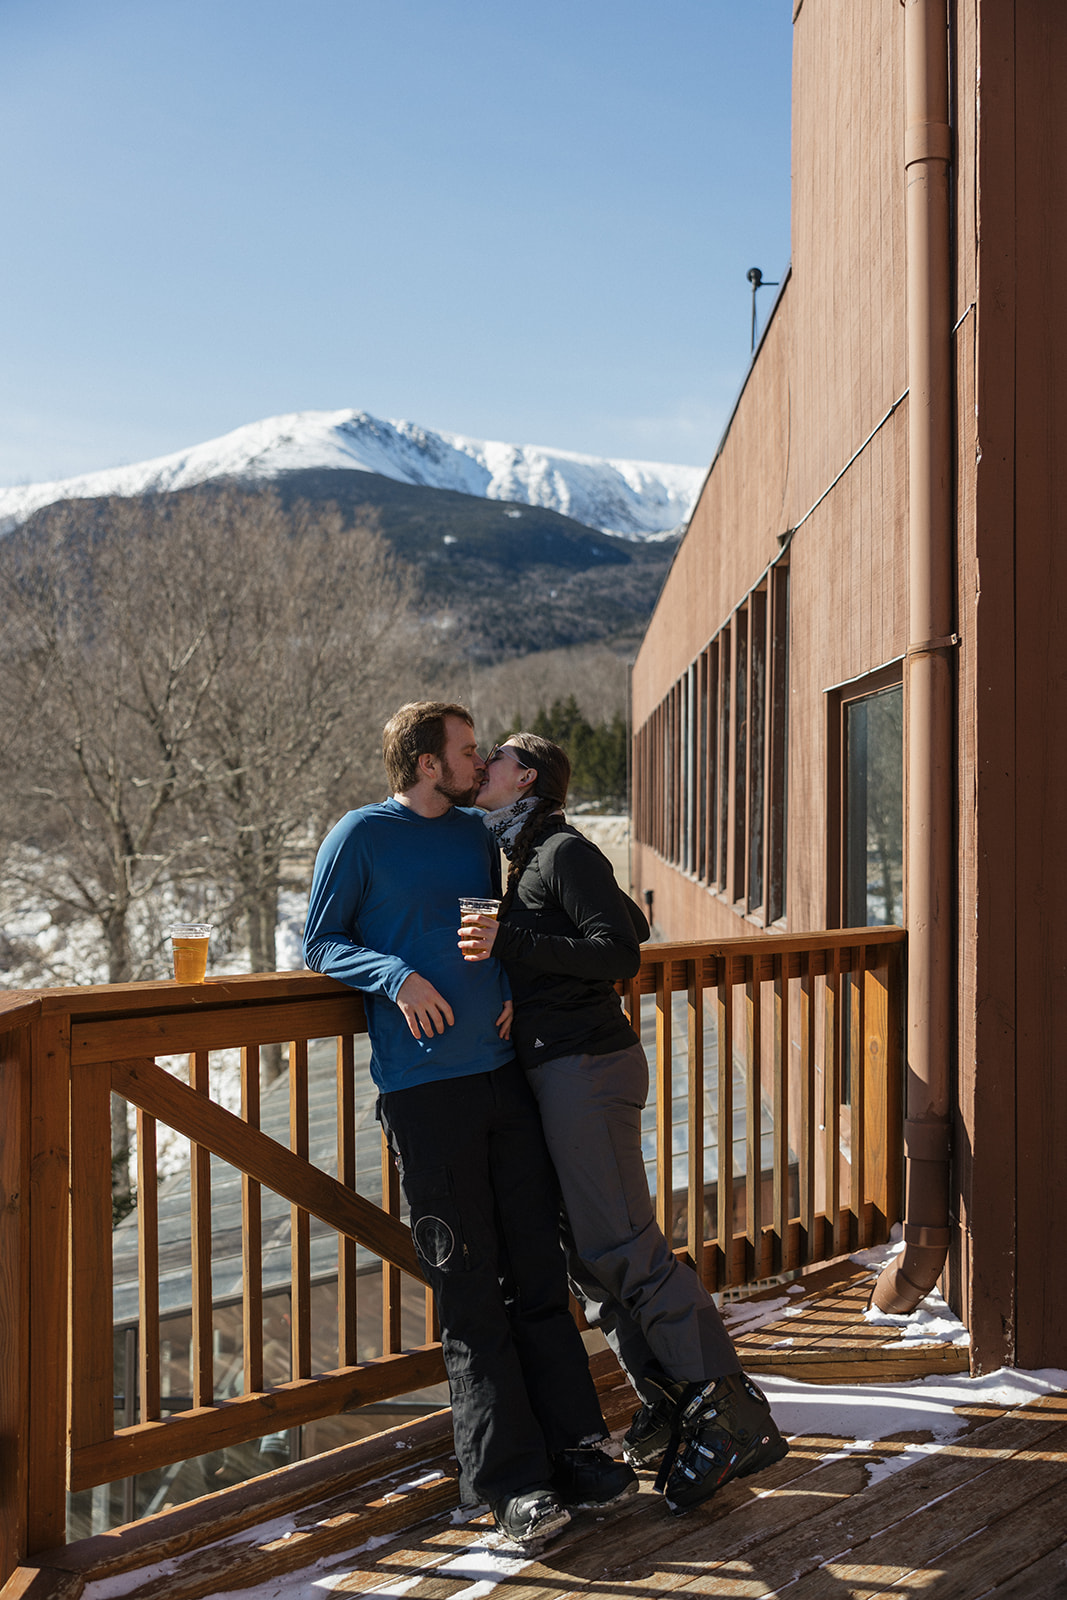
left=459, top=733, right=787, bottom=1514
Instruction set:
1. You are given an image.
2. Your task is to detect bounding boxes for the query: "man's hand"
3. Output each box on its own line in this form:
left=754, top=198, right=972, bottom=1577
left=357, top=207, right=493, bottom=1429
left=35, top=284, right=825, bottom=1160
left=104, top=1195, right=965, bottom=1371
left=396, top=973, right=455, bottom=1039
left=458, top=912, right=500, bottom=961
left=496, top=999, right=513, bottom=1041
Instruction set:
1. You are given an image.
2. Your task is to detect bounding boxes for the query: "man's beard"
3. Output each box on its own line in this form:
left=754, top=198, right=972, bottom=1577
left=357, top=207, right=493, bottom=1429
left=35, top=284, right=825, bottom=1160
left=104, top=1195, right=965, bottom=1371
left=433, top=760, right=480, bottom=808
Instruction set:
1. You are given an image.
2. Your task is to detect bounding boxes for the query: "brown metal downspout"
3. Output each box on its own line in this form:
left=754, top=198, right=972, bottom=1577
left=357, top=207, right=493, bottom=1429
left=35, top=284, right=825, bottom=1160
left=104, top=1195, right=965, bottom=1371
left=872, top=0, right=955, bottom=1314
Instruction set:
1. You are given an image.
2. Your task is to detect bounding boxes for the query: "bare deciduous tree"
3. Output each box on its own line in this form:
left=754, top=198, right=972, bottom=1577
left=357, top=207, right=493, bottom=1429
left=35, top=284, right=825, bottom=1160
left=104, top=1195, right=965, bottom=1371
left=1, top=494, right=238, bottom=983
left=186, top=493, right=418, bottom=974
left=0, top=488, right=418, bottom=979
left=0, top=485, right=420, bottom=1140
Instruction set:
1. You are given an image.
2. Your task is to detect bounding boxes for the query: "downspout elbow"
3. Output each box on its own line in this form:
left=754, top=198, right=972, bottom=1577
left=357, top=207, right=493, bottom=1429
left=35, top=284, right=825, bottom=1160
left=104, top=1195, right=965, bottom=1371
left=871, top=1117, right=951, bottom=1314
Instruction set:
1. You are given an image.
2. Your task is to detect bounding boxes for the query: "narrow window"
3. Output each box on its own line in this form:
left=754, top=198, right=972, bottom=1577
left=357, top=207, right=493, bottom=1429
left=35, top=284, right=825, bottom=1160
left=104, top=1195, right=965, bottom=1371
left=706, top=640, right=719, bottom=886
left=747, top=588, right=767, bottom=912
left=695, top=652, right=708, bottom=880
left=718, top=623, right=731, bottom=891
left=767, top=564, right=789, bottom=923
left=827, top=668, right=904, bottom=1104
left=845, top=687, right=904, bottom=926
left=732, top=610, right=748, bottom=902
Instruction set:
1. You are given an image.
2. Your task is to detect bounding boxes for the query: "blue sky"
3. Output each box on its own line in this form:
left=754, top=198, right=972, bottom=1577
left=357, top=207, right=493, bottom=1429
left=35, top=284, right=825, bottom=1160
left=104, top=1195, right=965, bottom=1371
left=0, top=1, right=792, bottom=485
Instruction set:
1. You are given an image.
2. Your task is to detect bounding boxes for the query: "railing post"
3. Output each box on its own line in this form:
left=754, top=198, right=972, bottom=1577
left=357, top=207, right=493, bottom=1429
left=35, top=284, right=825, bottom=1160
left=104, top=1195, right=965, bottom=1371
left=27, top=1009, right=72, bottom=1554
left=0, top=1016, right=34, bottom=1586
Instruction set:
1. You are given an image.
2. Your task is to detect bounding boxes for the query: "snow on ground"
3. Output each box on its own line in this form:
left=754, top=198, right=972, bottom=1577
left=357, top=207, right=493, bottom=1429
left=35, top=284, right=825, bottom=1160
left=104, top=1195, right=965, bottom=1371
left=80, top=1229, right=1067, bottom=1600
left=719, top=1229, right=969, bottom=1349
left=0, top=408, right=704, bottom=540
left=122, top=1354, right=1067, bottom=1600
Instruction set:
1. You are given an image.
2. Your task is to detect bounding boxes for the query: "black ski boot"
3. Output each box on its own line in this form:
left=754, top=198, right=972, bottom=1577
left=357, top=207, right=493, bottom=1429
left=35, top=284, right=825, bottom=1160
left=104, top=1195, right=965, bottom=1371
left=653, top=1370, right=788, bottom=1514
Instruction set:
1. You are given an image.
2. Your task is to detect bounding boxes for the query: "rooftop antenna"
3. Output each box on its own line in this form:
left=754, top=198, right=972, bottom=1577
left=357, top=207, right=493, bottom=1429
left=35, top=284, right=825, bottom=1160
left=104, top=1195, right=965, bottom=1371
left=747, top=266, right=779, bottom=352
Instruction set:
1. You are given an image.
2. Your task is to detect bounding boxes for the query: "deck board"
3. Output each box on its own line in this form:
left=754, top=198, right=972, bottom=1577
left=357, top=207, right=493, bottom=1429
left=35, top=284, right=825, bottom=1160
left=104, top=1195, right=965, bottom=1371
left=8, top=1274, right=1066, bottom=1600
left=727, top=1262, right=970, bottom=1382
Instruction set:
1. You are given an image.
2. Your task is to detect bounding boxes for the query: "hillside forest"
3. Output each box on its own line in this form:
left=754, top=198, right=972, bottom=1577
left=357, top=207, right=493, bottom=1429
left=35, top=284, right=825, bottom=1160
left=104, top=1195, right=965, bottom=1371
left=0, top=486, right=649, bottom=994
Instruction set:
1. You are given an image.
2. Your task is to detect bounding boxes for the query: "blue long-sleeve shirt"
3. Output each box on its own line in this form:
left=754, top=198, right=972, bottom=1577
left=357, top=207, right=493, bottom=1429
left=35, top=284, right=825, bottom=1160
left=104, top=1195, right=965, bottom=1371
left=303, top=798, right=513, bottom=1093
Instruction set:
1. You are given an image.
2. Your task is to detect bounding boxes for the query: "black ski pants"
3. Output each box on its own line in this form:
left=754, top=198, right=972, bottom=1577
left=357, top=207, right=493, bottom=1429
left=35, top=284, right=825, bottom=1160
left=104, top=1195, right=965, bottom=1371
left=377, top=1059, right=606, bottom=1507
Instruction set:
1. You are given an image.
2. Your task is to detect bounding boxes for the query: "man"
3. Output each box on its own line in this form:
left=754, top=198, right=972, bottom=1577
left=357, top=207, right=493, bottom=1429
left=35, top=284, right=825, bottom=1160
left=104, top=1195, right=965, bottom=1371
left=303, top=702, right=636, bottom=1550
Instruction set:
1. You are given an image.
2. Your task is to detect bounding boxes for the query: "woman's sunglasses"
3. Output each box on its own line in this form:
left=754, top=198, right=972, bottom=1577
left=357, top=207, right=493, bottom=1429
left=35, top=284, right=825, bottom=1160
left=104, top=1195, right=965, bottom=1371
left=485, top=743, right=533, bottom=771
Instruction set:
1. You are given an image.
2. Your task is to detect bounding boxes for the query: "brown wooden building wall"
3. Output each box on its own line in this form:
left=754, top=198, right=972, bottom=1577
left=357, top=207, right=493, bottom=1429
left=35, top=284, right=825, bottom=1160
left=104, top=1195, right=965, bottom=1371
left=630, top=0, right=1067, bottom=1369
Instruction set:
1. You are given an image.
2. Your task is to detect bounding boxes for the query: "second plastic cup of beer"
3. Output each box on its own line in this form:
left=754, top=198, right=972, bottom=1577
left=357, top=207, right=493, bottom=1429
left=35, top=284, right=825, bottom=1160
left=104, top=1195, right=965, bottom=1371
left=458, top=899, right=501, bottom=962
left=458, top=898, right=501, bottom=920
left=169, top=924, right=213, bottom=984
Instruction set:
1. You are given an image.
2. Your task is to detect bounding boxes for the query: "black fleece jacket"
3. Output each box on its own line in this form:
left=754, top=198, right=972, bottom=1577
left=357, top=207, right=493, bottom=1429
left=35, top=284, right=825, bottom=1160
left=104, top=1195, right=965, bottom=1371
left=492, top=817, right=650, bottom=1068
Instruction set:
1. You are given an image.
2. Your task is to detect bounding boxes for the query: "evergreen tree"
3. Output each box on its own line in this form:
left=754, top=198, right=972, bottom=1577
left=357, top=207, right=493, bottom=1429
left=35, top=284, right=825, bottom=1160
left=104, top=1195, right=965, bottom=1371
left=519, top=696, right=627, bottom=807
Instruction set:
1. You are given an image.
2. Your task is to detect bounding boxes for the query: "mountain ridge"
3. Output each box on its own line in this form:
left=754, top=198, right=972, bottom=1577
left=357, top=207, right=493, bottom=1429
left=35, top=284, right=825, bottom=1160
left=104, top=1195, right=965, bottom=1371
left=0, top=408, right=703, bottom=540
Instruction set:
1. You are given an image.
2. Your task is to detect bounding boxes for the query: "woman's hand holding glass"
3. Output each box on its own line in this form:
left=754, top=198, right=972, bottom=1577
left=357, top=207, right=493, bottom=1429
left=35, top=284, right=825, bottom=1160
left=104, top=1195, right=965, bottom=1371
left=458, top=911, right=500, bottom=962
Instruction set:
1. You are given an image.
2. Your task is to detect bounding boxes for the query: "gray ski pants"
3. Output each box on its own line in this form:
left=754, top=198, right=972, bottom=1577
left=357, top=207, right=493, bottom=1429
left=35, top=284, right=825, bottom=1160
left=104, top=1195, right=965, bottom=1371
left=524, top=1042, right=741, bottom=1403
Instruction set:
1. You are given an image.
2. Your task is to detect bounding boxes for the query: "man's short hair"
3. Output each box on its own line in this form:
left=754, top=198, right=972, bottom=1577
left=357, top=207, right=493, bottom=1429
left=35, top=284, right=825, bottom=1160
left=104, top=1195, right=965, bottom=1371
left=383, top=701, right=473, bottom=792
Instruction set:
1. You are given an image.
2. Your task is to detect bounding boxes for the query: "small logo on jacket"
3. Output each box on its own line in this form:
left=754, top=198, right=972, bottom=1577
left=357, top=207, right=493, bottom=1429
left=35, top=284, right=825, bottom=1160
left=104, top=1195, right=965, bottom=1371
left=533, top=1038, right=545, bottom=1048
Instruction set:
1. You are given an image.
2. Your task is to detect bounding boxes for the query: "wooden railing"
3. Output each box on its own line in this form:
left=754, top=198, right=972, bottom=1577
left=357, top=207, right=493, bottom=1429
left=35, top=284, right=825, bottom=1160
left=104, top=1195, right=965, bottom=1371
left=0, top=927, right=904, bottom=1583
left=622, top=928, right=905, bottom=1288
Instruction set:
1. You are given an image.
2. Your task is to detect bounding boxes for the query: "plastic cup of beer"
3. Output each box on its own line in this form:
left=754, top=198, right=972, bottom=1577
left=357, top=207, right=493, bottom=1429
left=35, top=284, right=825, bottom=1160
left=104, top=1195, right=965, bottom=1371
left=458, top=898, right=501, bottom=920
left=458, top=898, right=500, bottom=961
left=169, top=924, right=213, bottom=984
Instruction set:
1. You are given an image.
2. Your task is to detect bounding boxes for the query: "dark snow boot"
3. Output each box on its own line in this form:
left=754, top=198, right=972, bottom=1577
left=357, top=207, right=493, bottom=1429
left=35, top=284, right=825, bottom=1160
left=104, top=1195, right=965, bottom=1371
left=653, top=1370, right=788, bottom=1514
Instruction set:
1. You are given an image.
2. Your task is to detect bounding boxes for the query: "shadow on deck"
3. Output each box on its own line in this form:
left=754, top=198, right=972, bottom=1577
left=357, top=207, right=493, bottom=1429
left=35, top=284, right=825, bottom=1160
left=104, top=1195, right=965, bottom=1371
left=9, top=1265, right=1067, bottom=1600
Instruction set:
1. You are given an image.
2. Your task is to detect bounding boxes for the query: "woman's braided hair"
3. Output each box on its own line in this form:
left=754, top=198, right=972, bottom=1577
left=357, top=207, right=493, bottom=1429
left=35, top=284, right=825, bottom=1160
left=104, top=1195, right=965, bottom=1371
left=501, top=733, right=571, bottom=903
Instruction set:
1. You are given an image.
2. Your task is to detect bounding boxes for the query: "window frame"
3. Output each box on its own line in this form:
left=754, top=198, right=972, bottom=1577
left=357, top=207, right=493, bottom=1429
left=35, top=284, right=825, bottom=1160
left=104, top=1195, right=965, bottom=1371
left=825, top=659, right=905, bottom=930
left=631, top=551, right=790, bottom=928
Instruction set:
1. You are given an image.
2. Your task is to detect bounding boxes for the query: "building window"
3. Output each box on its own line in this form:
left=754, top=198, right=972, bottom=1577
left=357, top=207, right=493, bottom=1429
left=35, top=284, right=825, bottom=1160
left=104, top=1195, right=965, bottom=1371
left=827, top=665, right=904, bottom=928
left=827, top=668, right=904, bottom=1104
left=632, top=555, right=789, bottom=926
left=846, top=688, right=904, bottom=925
left=716, top=625, right=731, bottom=890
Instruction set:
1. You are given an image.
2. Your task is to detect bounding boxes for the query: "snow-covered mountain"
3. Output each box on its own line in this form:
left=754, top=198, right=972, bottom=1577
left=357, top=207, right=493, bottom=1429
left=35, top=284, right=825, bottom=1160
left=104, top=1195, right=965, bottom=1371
left=0, top=409, right=704, bottom=540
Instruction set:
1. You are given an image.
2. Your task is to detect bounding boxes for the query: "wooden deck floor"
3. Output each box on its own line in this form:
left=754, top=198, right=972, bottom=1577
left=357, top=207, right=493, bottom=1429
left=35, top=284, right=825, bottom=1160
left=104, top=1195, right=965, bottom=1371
left=727, top=1262, right=971, bottom=1384
left=9, top=1265, right=1067, bottom=1600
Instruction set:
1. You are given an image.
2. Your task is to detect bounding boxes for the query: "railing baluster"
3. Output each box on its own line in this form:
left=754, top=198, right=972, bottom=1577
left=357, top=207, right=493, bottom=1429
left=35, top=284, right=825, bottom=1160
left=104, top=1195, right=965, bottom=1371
left=290, top=1039, right=312, bottom=1380
left=241, top=1044, right=263, bottom=1395
left=655, top=960, right=672, bottom=1240
left=864, top=951, right=898, bottom=1234
left=69, top=1060, right=114, bottom=1450
left=381, top=1132, right=402, bottom=1355
left=190, top=1049, right=213, bottom=1409
left=851, top=950, right=869, bottom=1247
left=425, top=1289, right=440, bottom=1347
left=772, top=956, right=789, bottom=1272
left=716, top=963, right=735, bottom=1286
left=744, top=959, right=762, bottom=1278
left=686, top=960, right=705, bottom=1283
left=825, top=951, right=843, bottom=1254
left=799, top=958, right=816, bottom=1262
left=136, top=1104, right=161, bottom=1422
left=336, top=1033, right=358, bottom=1368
